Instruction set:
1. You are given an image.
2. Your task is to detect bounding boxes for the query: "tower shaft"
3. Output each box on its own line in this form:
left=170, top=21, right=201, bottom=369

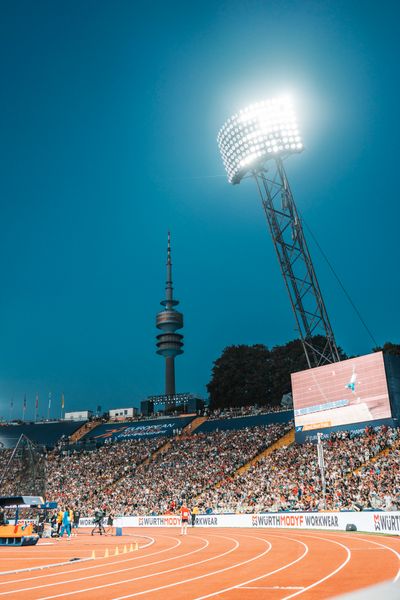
left=253, top=158, right=340, bottom=368
left=165, top=357, right=175, bottom=396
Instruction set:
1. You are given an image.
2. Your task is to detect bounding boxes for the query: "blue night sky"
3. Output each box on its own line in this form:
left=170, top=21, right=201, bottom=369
left=0, top=1, right=399, bottom=419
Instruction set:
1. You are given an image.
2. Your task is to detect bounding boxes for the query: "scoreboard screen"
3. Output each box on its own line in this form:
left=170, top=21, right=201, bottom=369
left=292, top=351, right=392, bottom=432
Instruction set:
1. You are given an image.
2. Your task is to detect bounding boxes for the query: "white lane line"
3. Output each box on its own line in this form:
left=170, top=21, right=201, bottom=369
left=346, top=534, right=400, bottom=582
left=0, top=535, right=171, bottom=584
left=0, top=558, right=94, bottom=576
left=281, top=534, right=351, bottom=599
left=0, top=535, right=156, bottom=576
left=351, top=547, right=388, bottom=550
left=111, top=535, right=272, bottom=600
left=38, top=543, right=55, bottom=546
left=241, top=586, right=305, bottom=590
left=0, top=535, right=209, bottom=596
left=36, top=534, right=246, bottom=600
left=194, top=534, right=308, bottom=600
left=314, top=531, right=400, bottom=583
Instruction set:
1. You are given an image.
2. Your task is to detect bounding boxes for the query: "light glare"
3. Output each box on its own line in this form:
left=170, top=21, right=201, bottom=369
left=218, top=96, right=303, bottom=184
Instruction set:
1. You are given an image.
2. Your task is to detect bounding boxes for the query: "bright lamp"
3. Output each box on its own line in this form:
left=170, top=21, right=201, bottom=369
left=217, top=97, right=303, bottom=184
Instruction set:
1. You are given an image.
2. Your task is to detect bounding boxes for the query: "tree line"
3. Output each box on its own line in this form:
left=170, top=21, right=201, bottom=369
left=207, top=338, right=400, bottom=410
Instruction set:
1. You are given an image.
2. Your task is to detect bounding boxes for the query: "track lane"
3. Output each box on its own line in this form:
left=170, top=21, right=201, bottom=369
left=0, top=528, right=398, bottom=599
left=34, top=533, right=242, bottom=600
left=224, top=531, right=399, bottom=600
left=0, top=534, right=211, bottom=597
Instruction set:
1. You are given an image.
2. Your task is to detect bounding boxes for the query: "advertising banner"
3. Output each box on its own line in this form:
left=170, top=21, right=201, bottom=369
left=78, top=511, right=400, bottom=535
left=84, top=417, right=194, bottom=444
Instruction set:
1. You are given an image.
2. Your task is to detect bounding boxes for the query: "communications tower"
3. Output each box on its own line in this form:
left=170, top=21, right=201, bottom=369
left=217, top=97, right=340, bottom=368
left=156, top=233, right=184, bottom=395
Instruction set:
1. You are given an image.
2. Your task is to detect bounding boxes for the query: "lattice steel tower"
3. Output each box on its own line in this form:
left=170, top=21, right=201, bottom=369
left=217, top=97, right=340, bottom=368
left=156, top=232, right=184, bottom=395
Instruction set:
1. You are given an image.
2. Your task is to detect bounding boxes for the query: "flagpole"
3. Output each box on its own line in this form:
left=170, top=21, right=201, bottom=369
left=61, top=393, right=65, bottom=420
left=22, top=394, right=26, bottom=421
left=10, top=398, right=13, bottom=422
left=35, top=393, right=39, bottom=422
left=48, top=392, right=51, bottom=420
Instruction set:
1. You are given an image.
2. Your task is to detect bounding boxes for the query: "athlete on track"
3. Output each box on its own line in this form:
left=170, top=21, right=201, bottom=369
left=180, top=503, right=190, bottom=535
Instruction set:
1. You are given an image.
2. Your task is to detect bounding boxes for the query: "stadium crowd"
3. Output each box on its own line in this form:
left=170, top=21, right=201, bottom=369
left=1, top=417, right=400, bottom=518
left=197, top=425, right=400, bottom=513
left=40, top=421, right=292, bottom=516
left=107, top=422, right=293, bottom=515
left=45, top=436, right=165, bottom=513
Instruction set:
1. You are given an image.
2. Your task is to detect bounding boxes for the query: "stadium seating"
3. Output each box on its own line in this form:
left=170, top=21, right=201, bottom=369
left=0, top=421, right=87, bottom=449
left=1, top=412, right=399, bottom=518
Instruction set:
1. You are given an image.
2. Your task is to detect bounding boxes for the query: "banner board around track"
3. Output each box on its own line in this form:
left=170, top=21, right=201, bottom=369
left=79, top=511, right=400, bottom=535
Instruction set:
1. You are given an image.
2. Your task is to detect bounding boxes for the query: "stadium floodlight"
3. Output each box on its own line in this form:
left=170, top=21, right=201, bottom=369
left=218, top=96, right=340, bottom=368
left=218, top=97, right=303, bottom=185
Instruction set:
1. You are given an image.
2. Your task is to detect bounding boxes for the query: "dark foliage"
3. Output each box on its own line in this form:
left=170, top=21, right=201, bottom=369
left=207, top=336, right=347, bottom=410
left=373, top=341, right=400, bottom=356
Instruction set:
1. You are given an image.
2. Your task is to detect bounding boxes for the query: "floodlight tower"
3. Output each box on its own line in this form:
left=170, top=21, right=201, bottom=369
left=217, top=97, right=340, bottom=368
left=156, top=232, right=184, bottom=395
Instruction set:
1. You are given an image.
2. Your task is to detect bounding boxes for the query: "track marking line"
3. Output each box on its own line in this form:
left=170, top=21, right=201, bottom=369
left=351, top=535, right=400, bottom=582
left=351, top=547, right=388, bottom=550
left=111, top=534, right=272, bottom=600
left=35, top=534, right=251, bottom=599
left=281, top=533, right=351, bottom=599
left=195, top=534, right=308, bottom=600
left=315, top=531, right=400, bottom=583
left=38, top=543, right=55, bottom=546
left=241, top=586, right=305, bottom=590
left=0, top=535, right=209, bottom=596
left=0, top=557, right=94, bottom=576
left=0, top=535, right=169, bottom=584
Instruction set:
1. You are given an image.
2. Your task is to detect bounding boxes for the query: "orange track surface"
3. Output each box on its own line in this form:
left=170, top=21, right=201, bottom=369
left=0, top=527, right=398, bottom=599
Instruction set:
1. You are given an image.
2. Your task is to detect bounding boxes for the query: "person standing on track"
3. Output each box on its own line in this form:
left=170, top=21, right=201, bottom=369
left=72, top=505, right=81, bottom=536
left=191, top=504, right=199, bottom=527
left=59, top=507, right=71, bottom=540
left=56, top=508, right=63, bottom=536
left=180, top=503, right=190, bottom=535
left=106, top=512, right=114, bottom=536
left=69, top=507, right=74, bottom=536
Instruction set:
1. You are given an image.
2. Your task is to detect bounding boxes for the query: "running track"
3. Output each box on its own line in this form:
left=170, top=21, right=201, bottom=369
left=0, top=527, right=399, bottom=599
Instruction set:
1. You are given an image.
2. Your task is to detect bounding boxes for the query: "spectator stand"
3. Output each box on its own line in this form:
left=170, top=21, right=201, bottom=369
left=352, top=433, right=400, bottom=476
left=0, top=421, right=87, bottom=450
left=234, top=425, right=295, bottom=479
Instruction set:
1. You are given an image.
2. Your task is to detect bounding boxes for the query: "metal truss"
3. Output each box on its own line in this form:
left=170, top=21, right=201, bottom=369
left=0, top=434, right=46, bottom=497
left=252, top=157, right=340, bottom=368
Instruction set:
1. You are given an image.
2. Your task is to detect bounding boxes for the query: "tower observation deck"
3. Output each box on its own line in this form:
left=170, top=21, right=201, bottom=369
left=156, top=233, right=184, bottom=396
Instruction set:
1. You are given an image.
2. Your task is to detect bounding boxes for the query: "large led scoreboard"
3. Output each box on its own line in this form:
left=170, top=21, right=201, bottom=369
left=292, top=351, right=400, bottom=443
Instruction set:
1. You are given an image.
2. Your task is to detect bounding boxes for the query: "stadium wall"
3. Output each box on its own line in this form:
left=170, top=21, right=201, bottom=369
left=384, top=353, right=400, bottom=423
left=78, top=511, right=400, bottom=535
left=296, top=417, right=396, bottom=444
left=196, top=411, right=293, bottom=433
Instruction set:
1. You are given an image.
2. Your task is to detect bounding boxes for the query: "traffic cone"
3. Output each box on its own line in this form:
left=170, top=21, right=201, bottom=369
left=104, top=548, right=109, bottom=558
left=114, top=546, right=119, bottom=556
left=91, top=550, right=96, bottom=559
left=134, top=542, right=138, bottom=551
left=129, top=543, right=133, bottom=552
left=123, top=545, right=127, bottom=554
